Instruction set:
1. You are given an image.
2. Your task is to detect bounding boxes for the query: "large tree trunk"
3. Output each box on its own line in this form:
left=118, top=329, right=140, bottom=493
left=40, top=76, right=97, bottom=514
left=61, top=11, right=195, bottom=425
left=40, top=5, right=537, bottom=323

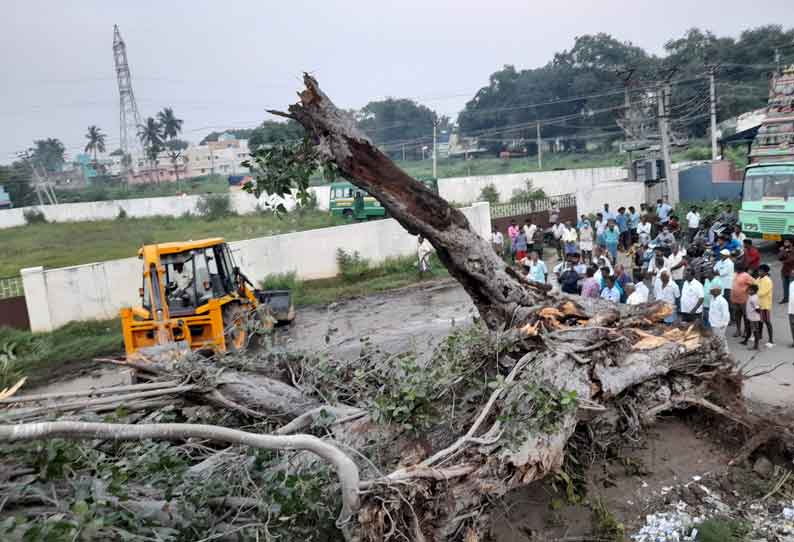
left=271, top=75, right=545, bottom=329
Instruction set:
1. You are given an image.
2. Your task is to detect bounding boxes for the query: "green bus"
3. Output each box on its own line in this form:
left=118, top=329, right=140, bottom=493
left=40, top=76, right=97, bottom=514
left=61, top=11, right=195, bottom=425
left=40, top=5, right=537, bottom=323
left=738, top=66, right=794, bottom=242
left=329, top=177, right=439, bottom=220
left=740, top=162, right=794, bottom=242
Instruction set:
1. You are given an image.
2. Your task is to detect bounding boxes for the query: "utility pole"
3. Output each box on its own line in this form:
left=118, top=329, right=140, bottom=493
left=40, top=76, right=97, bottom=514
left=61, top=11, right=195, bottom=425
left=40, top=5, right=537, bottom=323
left=401, top=143, right=405, bottom=162
left=708, top=65, right=719, bottom=160
left=536, top=121, right=542, bottom=169
left=432, top=120, right=438, bottom=178
left=657, top=84, right=675, bottom=201
left=620, top=68, right=635, bottom=180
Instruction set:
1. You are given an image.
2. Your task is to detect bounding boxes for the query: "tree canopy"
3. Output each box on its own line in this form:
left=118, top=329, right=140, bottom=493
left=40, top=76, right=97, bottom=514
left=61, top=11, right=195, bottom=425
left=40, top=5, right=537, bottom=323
left=457, top=26, right=794, bottom=149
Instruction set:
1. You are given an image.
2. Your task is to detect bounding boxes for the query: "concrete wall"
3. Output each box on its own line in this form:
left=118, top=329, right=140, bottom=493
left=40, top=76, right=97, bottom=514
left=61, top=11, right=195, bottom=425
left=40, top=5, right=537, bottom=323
left=21, top=203, right=491, bottom=332
left=0, top=186, right=332, bottom=229
left=437, top=166, right=627, bottom=204
left=1, top=167, right=621, bottom=229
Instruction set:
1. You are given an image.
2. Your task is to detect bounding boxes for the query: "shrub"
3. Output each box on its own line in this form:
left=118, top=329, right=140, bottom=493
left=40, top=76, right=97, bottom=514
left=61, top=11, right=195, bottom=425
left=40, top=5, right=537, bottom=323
left=336, top=249, right=370, bottom=282
left=509, top=179, right=547, bottom=203
left=116, top=207, right=128, bottom=220
left=196, top=194, right=232, bottom=220
left=684, top=147, right=712, bottom=161
left=299, top=191, right=319, bottom=213
left=478, top=184, right=500, bottom=205
left=23, top=208, right=47, bottom=225
left=260, top=271, right=303, bottom=301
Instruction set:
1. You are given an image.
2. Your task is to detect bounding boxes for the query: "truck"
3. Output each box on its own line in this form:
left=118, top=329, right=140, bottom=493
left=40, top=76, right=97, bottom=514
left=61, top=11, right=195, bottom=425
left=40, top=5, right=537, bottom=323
left=329, top=177, right=439, bottom=221
left=739, top=66, right=794, bottom=242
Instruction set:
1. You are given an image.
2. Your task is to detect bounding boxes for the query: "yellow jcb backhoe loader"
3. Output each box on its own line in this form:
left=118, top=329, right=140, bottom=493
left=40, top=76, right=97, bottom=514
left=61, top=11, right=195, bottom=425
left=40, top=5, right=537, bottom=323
left=120, top=238, right=294, bottom=357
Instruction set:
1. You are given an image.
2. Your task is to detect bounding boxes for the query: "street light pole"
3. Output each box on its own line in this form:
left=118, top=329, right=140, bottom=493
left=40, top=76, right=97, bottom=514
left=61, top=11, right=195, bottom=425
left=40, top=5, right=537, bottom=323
left=432, top=120, right=438, bottom=178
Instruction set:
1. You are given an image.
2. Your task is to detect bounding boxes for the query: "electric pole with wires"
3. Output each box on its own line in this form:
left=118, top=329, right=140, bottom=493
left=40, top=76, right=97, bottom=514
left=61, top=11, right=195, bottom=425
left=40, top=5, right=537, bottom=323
left=708, top=65, right=719, bottom=160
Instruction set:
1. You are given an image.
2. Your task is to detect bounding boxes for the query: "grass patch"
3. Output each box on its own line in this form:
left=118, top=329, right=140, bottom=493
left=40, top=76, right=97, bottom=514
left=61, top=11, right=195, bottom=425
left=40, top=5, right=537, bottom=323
left=261, top=254, right=448, bottom=307
left=693, top=517, right=751, bottom=542
left=0, top=320, right=123, bottom=387
left=54, top=174, right=230, bottom=203
left=0, top=210, right=347, bottom=277
left=590, top=497, right=625, bottom=542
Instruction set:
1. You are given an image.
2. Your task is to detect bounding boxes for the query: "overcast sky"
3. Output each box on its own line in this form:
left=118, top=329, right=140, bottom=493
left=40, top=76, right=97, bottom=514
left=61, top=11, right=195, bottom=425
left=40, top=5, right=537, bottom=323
left=2, top=0, right=793, bottom=164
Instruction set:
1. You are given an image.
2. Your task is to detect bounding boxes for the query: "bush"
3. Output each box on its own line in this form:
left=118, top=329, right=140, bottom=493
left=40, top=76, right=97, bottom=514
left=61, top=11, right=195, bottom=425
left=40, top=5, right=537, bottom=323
left=299, top=191, right=319, bottom=213
left=336, top=249, right=370, bottom=282
left=196, top=194, right=233, bottom=220
left=509, top=179, right=547, bottom=203
left=260, top=271, right=303, bottom=300
left=116, top=207, right=128, bottom=220
left=478, top=184, right=500, bottom=205
left=684, top=147, right=712, bottom=161
left=23, top=208, right=47, bottom=225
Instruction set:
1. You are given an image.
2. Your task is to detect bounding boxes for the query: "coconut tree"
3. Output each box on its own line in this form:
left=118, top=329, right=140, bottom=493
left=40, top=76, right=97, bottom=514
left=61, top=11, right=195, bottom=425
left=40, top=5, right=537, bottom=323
left=84, top=126, right=106, bottom=176
left=157, top=107, right=183, bottom=140
left=138, top=117, right=163, bottom=182
left=158, top=107, right=185, bottom=184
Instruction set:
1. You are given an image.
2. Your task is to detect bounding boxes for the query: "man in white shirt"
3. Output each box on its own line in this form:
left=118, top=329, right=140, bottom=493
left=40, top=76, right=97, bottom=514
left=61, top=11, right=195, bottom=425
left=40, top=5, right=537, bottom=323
left=600, top=275, right=621, bottom=303
left=552, top=222, right=566, bottom=259
left=686, top=206, right=701, bottom=243
left=709, top=285, right=730, bottom=353
left=562, top=221, right=578, bottom=255
left=626, top=282, right=647, bottom=305
left=637, top=217, right=652, bottom=245
left=680, top=269, right=704, bottom=323
left=491, top=227, right=504, bottom=256
left=654, top=271, right=680, bottom=323
left=668, top=243, right=688, bottom=289
left=713, top=249, right=735, bottom=307
left=524, top=221, right=537, bottom=245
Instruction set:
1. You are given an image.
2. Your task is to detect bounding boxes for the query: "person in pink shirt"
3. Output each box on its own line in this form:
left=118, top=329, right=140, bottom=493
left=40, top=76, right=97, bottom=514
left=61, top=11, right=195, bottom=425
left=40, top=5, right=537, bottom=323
left=507, top=220, right=520, bottom=262
left=580, top=266, right=601, bottom=299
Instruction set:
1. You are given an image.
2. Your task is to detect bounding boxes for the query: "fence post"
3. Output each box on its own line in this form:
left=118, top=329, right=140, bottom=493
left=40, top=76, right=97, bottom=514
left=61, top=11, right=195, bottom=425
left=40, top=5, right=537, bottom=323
left=20, top=266, right=54, bottom=332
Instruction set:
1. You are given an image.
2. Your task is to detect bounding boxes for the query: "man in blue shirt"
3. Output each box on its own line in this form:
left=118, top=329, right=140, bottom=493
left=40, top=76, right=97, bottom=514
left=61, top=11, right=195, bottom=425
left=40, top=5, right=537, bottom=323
left=600, top=275, right=621, bottom=303
left=615, top=207, right=629, bottom=250
left=656, top=198, right=673, bottom=226
left=603, top=203, right=616, bottom=222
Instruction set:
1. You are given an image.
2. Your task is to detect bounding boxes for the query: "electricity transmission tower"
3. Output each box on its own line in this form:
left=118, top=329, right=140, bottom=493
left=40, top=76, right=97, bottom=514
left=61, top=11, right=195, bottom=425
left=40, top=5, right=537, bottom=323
left=113, top=25, right=142, bottom=164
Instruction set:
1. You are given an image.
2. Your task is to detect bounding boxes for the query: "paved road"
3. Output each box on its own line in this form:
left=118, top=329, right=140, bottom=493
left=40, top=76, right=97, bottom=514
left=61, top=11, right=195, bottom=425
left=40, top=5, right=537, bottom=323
left=726, top=243, right=794, bottom=408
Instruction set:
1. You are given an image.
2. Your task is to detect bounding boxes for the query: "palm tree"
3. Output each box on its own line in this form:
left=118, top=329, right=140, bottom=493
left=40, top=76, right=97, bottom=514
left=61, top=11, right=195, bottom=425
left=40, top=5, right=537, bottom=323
left=157, top=107, right=183, bottom=140
left=138, top=117, right=163, bottom=182
left=84, top=126, right=106, bottom=175
left=158, top=107, right=185, bottom=184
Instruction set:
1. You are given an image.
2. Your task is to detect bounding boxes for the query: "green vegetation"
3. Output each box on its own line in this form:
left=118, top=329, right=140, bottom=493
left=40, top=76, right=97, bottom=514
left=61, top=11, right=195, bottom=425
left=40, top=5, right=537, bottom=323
left=694, top=517, right=751, bottom=542
left=509, top=179, right=548, bottom=203
left=0, top=210, right=347, bottom=277
left=590, top=497, right=625, bottom=542
left=54, top=174, right=229, bottom=203
left=261, top=252, right=449, bottom=307
left=195, top=193, right=232, bottom=220
left=478, top=183, right=500, bottom=205
left=0, top=320, right=122, bottom=387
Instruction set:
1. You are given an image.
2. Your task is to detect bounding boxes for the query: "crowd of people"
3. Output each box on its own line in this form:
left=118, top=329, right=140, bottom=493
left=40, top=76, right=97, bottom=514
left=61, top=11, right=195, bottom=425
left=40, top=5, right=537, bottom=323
left=491, top=198, right=794, bottom=350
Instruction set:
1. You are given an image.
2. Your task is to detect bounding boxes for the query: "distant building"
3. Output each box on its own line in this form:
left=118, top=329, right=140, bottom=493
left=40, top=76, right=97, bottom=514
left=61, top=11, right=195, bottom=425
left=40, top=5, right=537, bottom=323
left=186, top=138, right=250, bottom=178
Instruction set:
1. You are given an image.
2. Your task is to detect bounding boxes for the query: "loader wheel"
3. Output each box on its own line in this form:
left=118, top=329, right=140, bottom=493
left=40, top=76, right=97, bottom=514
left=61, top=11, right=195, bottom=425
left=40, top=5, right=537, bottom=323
left=223, top=303, right=251, bottom=353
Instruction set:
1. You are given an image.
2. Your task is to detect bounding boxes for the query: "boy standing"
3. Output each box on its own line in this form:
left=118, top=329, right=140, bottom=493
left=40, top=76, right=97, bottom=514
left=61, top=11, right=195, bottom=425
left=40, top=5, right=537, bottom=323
left=755, top=264, right=774, bottom=347
left=741, top=284, right=762, bottom=350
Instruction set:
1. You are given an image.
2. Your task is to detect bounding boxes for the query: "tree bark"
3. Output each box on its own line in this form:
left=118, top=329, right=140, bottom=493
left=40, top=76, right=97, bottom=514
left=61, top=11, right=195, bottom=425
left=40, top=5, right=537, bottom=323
left=271, top=75, right=546, bottom=329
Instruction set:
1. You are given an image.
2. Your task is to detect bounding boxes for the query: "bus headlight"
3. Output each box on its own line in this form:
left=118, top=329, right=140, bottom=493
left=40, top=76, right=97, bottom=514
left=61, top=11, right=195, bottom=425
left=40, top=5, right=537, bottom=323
left=744, top=224, right=759, bottom=231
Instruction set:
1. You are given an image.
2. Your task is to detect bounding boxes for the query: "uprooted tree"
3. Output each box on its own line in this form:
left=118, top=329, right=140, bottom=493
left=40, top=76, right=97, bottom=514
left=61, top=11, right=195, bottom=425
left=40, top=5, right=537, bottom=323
left=1, top=75, right=792, bottom=542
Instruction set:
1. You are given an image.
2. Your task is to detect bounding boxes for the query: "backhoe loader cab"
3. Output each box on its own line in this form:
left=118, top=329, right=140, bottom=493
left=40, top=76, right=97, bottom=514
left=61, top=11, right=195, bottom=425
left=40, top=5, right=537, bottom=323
left=120, top=238, right=294, bottom=356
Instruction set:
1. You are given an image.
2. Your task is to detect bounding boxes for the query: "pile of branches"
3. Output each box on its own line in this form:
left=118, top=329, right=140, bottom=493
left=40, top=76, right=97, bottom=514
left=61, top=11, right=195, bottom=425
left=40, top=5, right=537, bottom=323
left=0, top=76, right=792, bottom=542
left=1, top=296, right=785, bottom=541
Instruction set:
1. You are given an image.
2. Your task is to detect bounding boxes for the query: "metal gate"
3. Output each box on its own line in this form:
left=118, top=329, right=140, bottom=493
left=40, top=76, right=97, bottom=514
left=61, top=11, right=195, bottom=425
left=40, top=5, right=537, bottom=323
left=0, top=276, right=29, bottom=330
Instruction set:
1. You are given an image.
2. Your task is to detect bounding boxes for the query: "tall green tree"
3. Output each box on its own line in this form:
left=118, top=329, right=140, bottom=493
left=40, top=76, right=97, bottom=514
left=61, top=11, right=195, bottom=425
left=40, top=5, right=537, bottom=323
left=30, top=138, right=66, bottom=173
left=84, top=125, right=107, bottom=171
left=157, top=107, right=183, bottom=140
left=138, top=117, right=163, bottom=182
left=248, top=120, right=305, bottom=150
left=0, top=160, right=35, bottom=207
left=355, top=98, right=446, bottom=160
left=158, top=107, right=186, bottom=185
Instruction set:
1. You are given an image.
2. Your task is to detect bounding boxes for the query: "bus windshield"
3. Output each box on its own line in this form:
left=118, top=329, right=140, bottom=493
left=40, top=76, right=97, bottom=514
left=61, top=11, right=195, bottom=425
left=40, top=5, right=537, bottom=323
left=743, top=166, right=794, bottom=202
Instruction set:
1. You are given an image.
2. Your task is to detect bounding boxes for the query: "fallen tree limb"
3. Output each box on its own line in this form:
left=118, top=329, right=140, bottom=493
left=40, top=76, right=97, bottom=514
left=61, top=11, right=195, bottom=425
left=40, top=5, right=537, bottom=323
left=0, top=421, right=360, bottom=525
